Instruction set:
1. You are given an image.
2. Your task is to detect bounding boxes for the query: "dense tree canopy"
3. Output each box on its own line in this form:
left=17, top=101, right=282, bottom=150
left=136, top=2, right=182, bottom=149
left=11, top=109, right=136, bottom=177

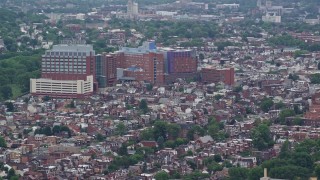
left=115, top=122, right=126, bottom=136
left=310, top=74, right=320, bottom=84
left=0, top=135, right=7, bottom=148
left=251, top=124, right=274, bottom=151
left=260, top=98, right=274, bottom=113
left=229, top=139, right=320, bottom=180
left=139, top=99, right=149, bottom=114
left=154, top=171, right=169, bottom=180
left=268, top=34, right=320, bottom=52
left=0, top=53, right=41, bottom=100
left=36, top=125, right=72, bottom=137
left=278, top=109, right=295, bottom=124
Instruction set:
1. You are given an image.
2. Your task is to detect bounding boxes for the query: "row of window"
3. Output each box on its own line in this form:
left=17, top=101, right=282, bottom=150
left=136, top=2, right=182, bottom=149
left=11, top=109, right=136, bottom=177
left=42, top=65, right=87, bottom=69
left=42, top=70, right=86, bottom=73
left=41, top=58, right=87, bottom=63
left=36, top=85, right=91, bottom=88
left=36, top=88, right=77, bottom=91
left=35, top=90, right=78, bottom=93
left=36, top=81, right=77, bottom=84
left=42, top=66, right=86, bottom=69
left=42, top=62, right=86, bottom=65
left=46, top=51, right=87, bottom=56
left=37, top=84, right=78, bottom=86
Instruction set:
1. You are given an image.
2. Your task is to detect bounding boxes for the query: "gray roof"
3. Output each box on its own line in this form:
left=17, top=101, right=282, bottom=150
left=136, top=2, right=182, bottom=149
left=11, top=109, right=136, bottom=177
left=46, top=44, right=95, bottom=56
left=198, top=135, right=214, bottom=143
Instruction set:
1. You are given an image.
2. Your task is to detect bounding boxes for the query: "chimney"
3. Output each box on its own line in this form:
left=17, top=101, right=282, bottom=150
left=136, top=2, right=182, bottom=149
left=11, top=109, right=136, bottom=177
left=264, top=168, right=267, bottom=177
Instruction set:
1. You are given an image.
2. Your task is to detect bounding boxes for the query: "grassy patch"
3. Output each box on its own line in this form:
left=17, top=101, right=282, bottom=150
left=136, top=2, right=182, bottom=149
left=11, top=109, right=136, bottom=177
left=9, top=84, right=22, bottom=99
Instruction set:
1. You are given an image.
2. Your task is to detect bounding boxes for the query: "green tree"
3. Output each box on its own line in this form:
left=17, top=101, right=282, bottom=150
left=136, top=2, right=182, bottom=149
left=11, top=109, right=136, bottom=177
left=294, top=139, right=318, bottom=154
left=294, top=50, right=308, bottom=58
left=251, top=124, right=274, bottom=150
left=136, top=147, right=154, bottom=156
left=291, top=152, right=313, bottom=169
left=43, top=126, right=52, bottom=136
left=315, top=164, right=320, bottom=178
left=0, top=135, right=7, bottom=148
left=146, top=84, right=153, bottom=91
left=140, top=128, right=154, bottom=140
left=207, top=117, right=222, bottom=140
left=171, top=171, right=181, bottom=179
left=186, top=150, right=193, bottom=156
left=167, top=123, right=180, bottom=140
left=208, top=123, right=219, bottom=139
left=69, top=100, right=76, bottom=108
left=175, top=138, right=187, bottom=146
left=157, top=136, right=165, bottom=149
left=108, top=164, right=118, bottom=172
left=52, top=125, right=61, bottom=134
left=42, top=96, right=51, bottom=102
left=288, top=73, right=299, bottom=81
left=248, top=167, right=263, bottom=180
left=153, top=121, right=168, bottom=140
left=187, top=125, right=205, bottom=140
left=164, top=140, right=176, bottom=148
left=228, top=167, right=249, bottom=180
left=7, top=168, right=16, bottom=180
left=139, top=99, right=149, bottom=114
left=128, top=154, right=143, bottom=165
left=183, top=170, right=210, bottom=180
left=216, top=41, right=234, bottom=51
left=214, top=154, right=222, bottom=162
left=207, top=162, right=223, bottom=173
left=293, top=104, right=302, bottom=114
left=214, top=94, right=223, bottom=101
left=279, top=140, right=291, bottom=159
left=116, top=122, right=126, bottom=136
left=293, top=117, right=303, bottom=126
left=233, top=86, right=243, bottom=93
left=278, top=109, right=295, bottom=124
left=60, top=126, right=72, bottom=137
left=155, top=171, right=169, bottom=180
left=5, top=102, right=14, bottom=112
left=118, top=144, right=128, bottom=156
left=269, top=165, right=310, bottom=179
left=310, top=74, right=320, bottom=84
left=142, top=162, right=147, bottom=173
left=187, top=160, right=197, bottom=170
left=260, top=98, right=274, bottom=113
left=0, top=86, right=13, bottom=100
left=199, top=53, right=205, bottom=60
left=275, top=101, right=285, bottom=109
left=253, top=138, right=320, bottom=179
left=96, top=133, right=106, bottom=142
left=268, top=34, right=304, bottom=47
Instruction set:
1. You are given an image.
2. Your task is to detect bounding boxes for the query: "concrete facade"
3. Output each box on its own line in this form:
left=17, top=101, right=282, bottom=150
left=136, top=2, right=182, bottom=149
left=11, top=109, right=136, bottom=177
left=31, top=44, right=96, bottom=98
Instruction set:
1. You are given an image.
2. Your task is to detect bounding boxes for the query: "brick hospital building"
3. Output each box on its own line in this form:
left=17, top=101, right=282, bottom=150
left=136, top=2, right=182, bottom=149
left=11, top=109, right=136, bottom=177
left=30, top=44, right=96, bottom=98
